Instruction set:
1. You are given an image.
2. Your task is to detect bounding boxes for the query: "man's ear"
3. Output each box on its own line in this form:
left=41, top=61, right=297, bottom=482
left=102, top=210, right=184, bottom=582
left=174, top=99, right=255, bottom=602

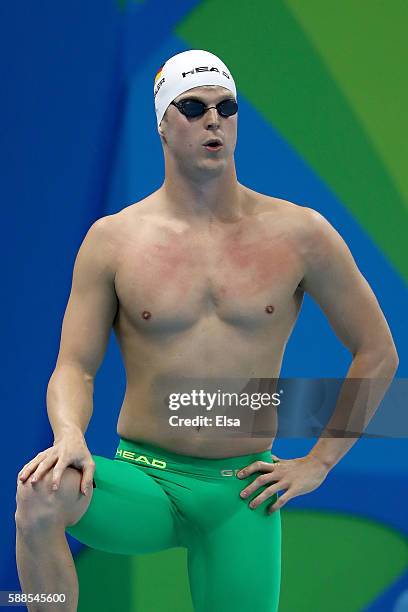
left=158, top=124, right=167, bottom=143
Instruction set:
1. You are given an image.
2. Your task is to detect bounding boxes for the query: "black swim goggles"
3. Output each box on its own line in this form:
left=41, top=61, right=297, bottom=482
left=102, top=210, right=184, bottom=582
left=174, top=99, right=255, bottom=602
left=170, top=98, right=238, bottom=119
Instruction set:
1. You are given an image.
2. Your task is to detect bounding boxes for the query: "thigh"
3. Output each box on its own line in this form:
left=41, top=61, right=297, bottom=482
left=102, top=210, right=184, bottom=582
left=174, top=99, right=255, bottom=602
left=66, top=455, right=179, bottom=555
left=187, top=506, right=281, bottom=612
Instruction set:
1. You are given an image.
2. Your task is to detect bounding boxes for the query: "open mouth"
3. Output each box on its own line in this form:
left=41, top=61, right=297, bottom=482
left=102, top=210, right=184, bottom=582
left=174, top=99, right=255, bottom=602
left=204, top=142, right=223, bottom=150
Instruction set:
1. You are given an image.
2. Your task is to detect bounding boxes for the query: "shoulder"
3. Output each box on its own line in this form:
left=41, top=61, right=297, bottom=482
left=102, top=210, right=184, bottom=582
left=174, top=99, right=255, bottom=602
left=250, top=193, right=349, bottom=273
left=292, top=205, right=350, bottom=267
left=78, top=210, right=132, bottom=276
left=89, top=194, right=154, bottom=243
left=259, top=194, right=323, bottom=226
left=109, top=192, right=163, bottom=231
left=251, top=191, right=328, bottom=240
left=83, top=213, right=121, bottom=253
left=263, top=195, right=342, bottom=247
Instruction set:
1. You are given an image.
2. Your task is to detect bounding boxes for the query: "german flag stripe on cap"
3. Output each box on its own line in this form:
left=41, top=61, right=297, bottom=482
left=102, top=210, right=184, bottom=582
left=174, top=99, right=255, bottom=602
left=154, top=64, right=165, bottom=84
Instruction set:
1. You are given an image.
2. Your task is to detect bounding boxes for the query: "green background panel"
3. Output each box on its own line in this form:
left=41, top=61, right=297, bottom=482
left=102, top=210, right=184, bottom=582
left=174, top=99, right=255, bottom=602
left=175, top=0, right=408, bottom=280
left=287, top=0, right=408, bottom=208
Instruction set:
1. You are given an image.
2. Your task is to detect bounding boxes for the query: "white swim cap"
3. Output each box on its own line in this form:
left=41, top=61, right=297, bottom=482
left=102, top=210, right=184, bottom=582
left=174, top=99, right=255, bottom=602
left=153, top=49, right=237, bottom=128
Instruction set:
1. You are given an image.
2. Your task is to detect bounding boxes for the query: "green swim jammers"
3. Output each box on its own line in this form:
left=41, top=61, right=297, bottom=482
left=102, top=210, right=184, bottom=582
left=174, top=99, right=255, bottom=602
left=66, top=437, right=281, bottom=612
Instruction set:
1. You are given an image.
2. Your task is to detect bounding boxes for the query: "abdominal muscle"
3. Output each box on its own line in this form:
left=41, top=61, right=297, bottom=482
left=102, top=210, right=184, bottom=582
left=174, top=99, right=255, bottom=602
left=115, top=345, right=282, bottom=459
left=117, top=406, right=277, bottom=458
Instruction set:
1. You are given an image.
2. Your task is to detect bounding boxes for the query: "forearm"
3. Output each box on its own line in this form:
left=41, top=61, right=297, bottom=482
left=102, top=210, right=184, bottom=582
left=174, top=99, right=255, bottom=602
left=46, top=363, right=94, bottom=441
left=308, top=349, right=398, bottom=471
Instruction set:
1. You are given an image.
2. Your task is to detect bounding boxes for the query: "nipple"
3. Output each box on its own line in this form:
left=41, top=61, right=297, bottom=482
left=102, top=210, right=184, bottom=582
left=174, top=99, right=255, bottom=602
left=141, top=310, right=152, bottom=320
left=265, top=305, right=274, bottom=314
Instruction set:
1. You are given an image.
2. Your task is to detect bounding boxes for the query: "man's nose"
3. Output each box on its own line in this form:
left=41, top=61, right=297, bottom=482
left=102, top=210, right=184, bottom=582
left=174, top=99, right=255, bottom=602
left=205, top=106, right=220, bottom=127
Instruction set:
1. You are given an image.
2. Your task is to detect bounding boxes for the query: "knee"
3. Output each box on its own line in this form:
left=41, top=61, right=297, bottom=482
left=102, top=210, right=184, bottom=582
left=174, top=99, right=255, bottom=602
left=15, top=467, right=82, bottom=532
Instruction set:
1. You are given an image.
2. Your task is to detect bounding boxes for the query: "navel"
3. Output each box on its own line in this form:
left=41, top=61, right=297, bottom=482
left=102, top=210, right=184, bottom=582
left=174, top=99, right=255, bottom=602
left=265, top=304, right=275, bottom=314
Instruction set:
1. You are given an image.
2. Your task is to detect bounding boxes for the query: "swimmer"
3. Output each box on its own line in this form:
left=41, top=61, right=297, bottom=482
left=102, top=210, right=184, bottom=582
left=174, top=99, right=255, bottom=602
left=15, top=49, right=399, bottom=611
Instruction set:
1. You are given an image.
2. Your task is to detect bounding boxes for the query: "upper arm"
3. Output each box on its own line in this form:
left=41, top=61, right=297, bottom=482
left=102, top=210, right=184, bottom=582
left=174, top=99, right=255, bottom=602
left=55, top=217, right=118, bottom=378
left=299, top=208, right=398, bottom=359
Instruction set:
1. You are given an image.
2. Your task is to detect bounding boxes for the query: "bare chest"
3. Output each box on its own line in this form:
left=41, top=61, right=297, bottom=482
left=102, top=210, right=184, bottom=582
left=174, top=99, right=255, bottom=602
left=114, top=221, right=304, bottom=332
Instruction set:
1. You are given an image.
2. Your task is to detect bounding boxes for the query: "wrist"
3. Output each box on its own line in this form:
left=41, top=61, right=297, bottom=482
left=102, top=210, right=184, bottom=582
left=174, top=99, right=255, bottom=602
left=306, top=453, right=332, bottom=473
left=53, top=425, right=84, bottom=444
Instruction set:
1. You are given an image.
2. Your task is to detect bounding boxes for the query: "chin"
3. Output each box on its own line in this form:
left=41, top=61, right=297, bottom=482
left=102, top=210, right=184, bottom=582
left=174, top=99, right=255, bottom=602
left=199, top=163, right=226, bottom=176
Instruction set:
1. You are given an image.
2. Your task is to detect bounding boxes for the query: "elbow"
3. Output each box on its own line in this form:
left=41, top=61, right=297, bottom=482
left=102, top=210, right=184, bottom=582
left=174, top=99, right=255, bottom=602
left=376, top=346, right=399, bottom=376
left=389, top=349, right=399, bottom=372
left=48, top=362, right=96, bottom=386
left=383, top=338, right=399, bottom=372
left=354, top=342, right=399, bottom=376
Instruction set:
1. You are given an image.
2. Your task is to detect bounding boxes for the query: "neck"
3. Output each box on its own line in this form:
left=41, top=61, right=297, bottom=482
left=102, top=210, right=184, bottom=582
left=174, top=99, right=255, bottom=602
left=160, top=156, right=244, bottom=222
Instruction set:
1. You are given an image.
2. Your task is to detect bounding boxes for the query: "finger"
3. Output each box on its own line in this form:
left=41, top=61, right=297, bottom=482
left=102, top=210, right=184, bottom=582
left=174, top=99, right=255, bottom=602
left=271, top=454, right=281, bottom=462
left=237, top=460, right=274, bottom=479
left=240, top=471, right=279, bottom=498
left=267, top=491, right=292, bottom=514
left=18, top=454, right=46, bottom=481
left=30, top=456, right=58, bottom=483
left=18, top=458, right=41, bottom=480
left=247, top=482, right=288, bottom=509
left=51, top=460, right=68, bottom=491
left=236, top=463, right=251, bottom=478
left=80, top=462, right=96, bottom=496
